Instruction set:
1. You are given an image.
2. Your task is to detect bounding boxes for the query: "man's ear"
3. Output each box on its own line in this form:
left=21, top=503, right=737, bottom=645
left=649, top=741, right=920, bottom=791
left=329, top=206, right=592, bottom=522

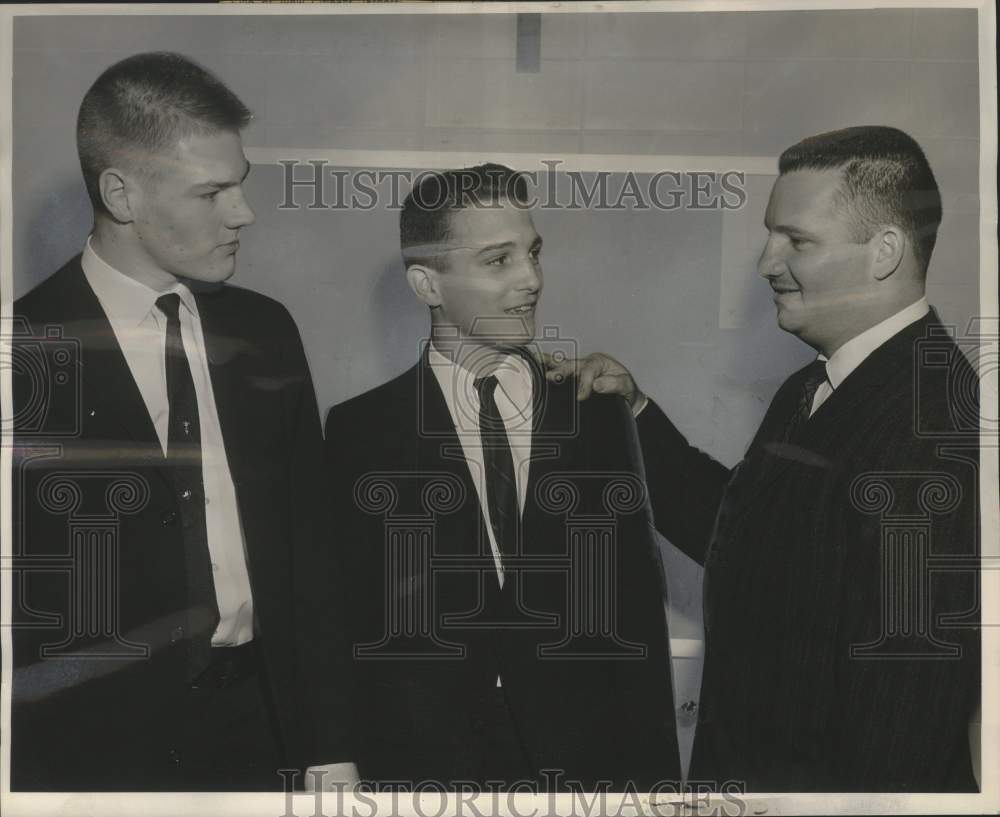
left=99, top=167, right=136, bottom=224
left=872, top=226, right=905, bottom=281
left=405, top=263, right=443, bottom=308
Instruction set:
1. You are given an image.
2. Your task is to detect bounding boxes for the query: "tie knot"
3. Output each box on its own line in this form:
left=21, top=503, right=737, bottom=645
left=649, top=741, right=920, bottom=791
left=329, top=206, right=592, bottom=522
left=156, top=293, right=182, bottom=322
left=474, top=375, right=499, bottom=401
left=803, top=359, right=829, bottom=390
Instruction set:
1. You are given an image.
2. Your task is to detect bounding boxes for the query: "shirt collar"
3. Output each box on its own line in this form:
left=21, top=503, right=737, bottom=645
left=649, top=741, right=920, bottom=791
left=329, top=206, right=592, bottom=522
left=81, top=236, right=198, bottom=328
left=819, top=296, right=930, bottom=389
left=427, top=342, right=534, bottom=432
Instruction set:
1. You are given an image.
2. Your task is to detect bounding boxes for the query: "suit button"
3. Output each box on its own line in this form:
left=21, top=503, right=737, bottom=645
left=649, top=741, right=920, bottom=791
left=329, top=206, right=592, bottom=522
left=180, top=489, right=193, bottom=501
left=168, top=749, right=181, bottom=766
left=161, top=510, right=178, bottom=526
left=169, top=626, right=184, bottom=644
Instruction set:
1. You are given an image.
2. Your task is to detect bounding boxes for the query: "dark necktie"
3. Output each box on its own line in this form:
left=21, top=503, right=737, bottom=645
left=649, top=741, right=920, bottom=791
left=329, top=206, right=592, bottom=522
left=156, top=294, right=218, bottom=667
left=474, top=375, right=519, bottom=565
left=783, top=359, right=829, bottom=443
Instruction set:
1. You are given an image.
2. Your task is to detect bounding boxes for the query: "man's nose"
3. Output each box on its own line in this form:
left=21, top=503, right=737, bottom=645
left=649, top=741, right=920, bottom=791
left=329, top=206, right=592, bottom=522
left=227, top=189, right=256, bottom=229
left=518, top=258, right=543, bottom=292
left=757, top=238, right=785, bottom=280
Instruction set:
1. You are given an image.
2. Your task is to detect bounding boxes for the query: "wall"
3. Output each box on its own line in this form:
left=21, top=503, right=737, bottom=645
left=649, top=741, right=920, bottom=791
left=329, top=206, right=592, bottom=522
left=9, top=8, right=983, bottom=774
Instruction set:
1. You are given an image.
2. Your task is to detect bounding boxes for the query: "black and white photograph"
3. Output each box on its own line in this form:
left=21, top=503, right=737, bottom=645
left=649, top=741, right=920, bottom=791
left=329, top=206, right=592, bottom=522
left=0, top=2, right=996, bottom=815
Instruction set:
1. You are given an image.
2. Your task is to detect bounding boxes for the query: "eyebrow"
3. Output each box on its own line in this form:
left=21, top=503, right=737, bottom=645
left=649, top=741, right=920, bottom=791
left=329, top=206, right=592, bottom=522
left=191, top=161, right=251, bottom=192
left=766, top=222, right=816, bottom=240
left=474, top=241, right=516, bottom=256
left=473, top=235, right=544, bottom=256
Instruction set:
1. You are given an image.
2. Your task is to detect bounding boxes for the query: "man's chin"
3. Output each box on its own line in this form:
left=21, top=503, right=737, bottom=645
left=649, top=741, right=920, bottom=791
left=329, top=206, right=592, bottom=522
left=178, top=263, right=237, bottom=290
left=465, top=315, right=535, bottom=343
left=774, top=304, right=801, bottom=334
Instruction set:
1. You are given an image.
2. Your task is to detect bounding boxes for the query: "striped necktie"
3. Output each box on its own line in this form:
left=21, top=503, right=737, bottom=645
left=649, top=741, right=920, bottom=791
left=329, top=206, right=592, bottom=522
left=474, top=375, right=518, bottom=564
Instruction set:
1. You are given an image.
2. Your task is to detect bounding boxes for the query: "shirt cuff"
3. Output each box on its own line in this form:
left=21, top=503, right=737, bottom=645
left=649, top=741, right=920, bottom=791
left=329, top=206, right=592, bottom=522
left=306, top=761, right=360, bottom=790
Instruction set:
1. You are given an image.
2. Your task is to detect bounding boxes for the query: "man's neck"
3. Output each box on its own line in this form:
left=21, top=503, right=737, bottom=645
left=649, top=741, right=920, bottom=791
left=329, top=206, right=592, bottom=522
left=91, top=222, right=178, bottom=293
left=429, top=336, right=512, bottom=380
left=818, top=289, right=927, bottom=358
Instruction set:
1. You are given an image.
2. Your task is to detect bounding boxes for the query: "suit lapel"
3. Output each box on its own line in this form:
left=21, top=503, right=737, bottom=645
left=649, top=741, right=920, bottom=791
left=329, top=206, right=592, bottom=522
left=521, top=363, right=579, bottom=552
left=414, top=355, right=485, bottom=557
left=193, top=288, right=268, bottom=477
left=54, top=263, right=166, bottom=475
left=723, top=311, right=939, bottom=524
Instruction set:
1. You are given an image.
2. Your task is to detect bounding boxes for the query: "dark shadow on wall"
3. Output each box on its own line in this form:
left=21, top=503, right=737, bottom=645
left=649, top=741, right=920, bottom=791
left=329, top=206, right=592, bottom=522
left=370, top=256, right=429, bottom=378
left=16, top=177, right=92, bottom=300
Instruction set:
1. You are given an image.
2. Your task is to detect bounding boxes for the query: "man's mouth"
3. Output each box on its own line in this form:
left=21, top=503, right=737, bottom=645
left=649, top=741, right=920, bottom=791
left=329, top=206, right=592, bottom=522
left=505, top=304, right=536, bottom=315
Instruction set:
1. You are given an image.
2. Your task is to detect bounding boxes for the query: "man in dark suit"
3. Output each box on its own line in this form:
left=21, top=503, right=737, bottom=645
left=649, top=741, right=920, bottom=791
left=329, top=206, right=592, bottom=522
left=9, top=52, right=345, bottom=791
left=546, top=126, right=980, bottom=792
left=317, top=165, right=681, bottom=791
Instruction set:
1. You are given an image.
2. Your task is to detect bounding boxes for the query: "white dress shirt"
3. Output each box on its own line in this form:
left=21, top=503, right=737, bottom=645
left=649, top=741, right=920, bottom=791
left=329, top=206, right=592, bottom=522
left=82, top=238, right=255, bottom=646
left=810, top=297, right=930, bottom=416
left=428, top=343, right=535, bottom=588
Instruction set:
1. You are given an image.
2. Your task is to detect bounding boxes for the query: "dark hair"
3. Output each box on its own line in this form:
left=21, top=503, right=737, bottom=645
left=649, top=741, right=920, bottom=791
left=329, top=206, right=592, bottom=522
left=778, top=126, right=942, bottom=273
left=77, top=51, right=252, bottom=214
left=400, top=163, right=530, bottom=268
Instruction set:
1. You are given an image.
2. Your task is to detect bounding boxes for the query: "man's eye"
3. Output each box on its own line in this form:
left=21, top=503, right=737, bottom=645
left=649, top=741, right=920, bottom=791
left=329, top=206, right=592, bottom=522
left=789, top=237, right=807, bottom=249
left=201, top=191, right=219, bottom=201
left=487, top=255, right=509, bottom=266
left=529, top=247, right=542, bottom=261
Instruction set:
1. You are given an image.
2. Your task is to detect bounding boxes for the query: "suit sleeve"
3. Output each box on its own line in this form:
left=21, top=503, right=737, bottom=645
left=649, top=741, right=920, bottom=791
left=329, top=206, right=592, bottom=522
left=280, top=320, right=353, bottom=768
left=594, top=395, right=684, bottom=783
left=831, top=430, right=980, bottom=791
left=635, top=399, right=732, bottom=565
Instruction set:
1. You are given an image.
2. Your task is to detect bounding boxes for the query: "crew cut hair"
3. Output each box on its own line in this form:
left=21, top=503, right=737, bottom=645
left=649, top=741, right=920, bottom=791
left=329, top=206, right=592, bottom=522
left=400, top=163, right=530, bottom=269
left=778, top=126, right=942, bottom=274
left=77, top=51, right=252, bottom=214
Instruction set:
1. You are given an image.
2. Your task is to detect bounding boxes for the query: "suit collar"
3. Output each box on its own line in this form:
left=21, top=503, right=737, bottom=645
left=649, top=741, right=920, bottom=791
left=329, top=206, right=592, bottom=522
left=45, top=259, right=162, bottom=453
left=730, top=308, right=945, bottom=518
left=807, top=306, right=943, bottom=418
left=81, top=237, right=199, bottom=331
left=426, top=342, right=535, bottom=443
left=821, top=296, right=930, bottom=390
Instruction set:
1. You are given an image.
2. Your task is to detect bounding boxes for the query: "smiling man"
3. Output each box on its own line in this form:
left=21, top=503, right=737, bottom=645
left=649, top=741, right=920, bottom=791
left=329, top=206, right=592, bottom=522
left=314, top=165, right=681, bottom=791
left=545, top=127, right=980, bottom=792
left=11, top=52, right=338, bottom=790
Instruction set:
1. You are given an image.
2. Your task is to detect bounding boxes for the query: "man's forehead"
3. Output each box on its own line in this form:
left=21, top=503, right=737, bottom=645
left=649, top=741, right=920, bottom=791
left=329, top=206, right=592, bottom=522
left=150, top=130, right=247, bottom=167
left=768, top=168, right=843, bottom=216
left=445, top=203, right=538, bottom=242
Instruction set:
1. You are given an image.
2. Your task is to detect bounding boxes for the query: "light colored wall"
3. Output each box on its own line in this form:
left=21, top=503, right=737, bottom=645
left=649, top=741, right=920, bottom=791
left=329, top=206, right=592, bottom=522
left=10, top=9, right=983, bottom=765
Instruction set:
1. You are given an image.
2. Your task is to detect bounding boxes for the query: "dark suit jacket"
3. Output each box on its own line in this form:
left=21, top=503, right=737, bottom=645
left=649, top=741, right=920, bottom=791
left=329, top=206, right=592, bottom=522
left=316, top=352, right=680, bottom=790
left=8, top=256, right=332, bottom=790
left=636, top=309, right=980, bottom=792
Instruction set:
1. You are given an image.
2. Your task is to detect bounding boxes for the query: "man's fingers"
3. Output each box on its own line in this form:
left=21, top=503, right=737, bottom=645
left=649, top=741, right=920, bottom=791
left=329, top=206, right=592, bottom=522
left=592, top=373, right=623, bottom=394
left=542, top=354, right=632, bottom=402
left=593, top=373, right=635, bottom=400
left=543, top=354, right=580, bottom=383
left=576, top=364, right=597, bottom=400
